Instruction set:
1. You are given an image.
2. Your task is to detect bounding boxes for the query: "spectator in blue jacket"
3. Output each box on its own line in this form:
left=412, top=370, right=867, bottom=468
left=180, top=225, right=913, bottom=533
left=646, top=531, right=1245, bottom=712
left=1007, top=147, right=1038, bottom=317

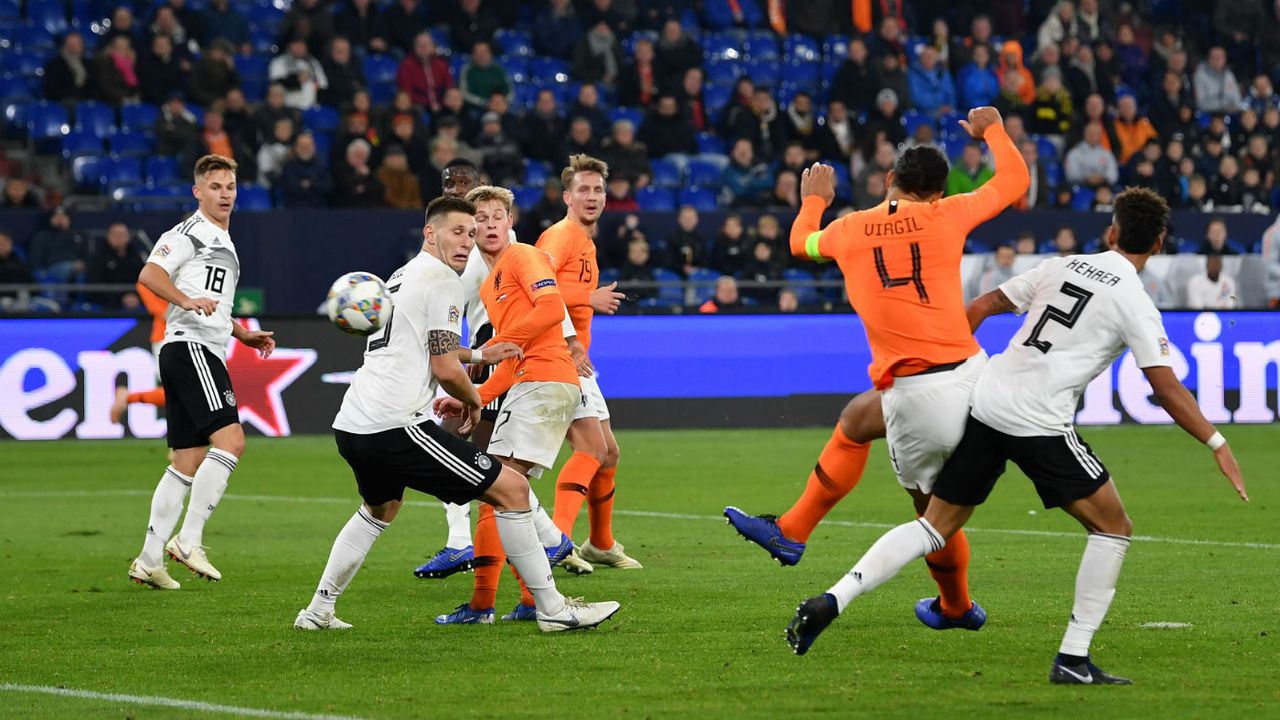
left=202, top=0, right=251, bottom=54
left=957, top=44, right=1000, bottom=109
left=533, top=0, right=582, bottom=61
left=908, top=45, right=956, bottom=117
left=722, top=138, right=773, bottom=208
left=280, top=134, right=333, bottom=207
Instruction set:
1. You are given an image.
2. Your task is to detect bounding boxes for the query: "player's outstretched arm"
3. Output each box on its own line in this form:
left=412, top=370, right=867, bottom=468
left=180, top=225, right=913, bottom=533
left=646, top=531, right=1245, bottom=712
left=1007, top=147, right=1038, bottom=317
left=429, top=329, right=483, bottom=411
left=139, top=263, right=217, bottom=316
left=231, top=320, right=275, bottom=358
left=965, top=288, right=1017, bottom=331
left=1142, top=365, right=1249, bottom=502
left=790, top=164, right=839, bottom=263
left=944, top=107, right=1030, bottom=226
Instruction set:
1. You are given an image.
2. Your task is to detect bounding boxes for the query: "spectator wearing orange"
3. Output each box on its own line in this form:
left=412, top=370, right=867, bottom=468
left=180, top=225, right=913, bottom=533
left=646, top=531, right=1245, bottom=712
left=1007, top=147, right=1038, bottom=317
left=996, top=40, right=1035, bottom=105
left=1113, top=94, right=1159, bottom=164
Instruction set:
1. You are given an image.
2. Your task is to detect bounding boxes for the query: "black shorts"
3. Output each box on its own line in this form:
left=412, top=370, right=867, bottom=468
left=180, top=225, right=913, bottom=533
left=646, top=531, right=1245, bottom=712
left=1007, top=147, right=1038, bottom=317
left=932, top=415, right=1111, bottom=510
left=334, top=419, right=502, bottom=507
left=159, top=342, right=240, bottom=450
left=471, top=322, right=506, bottom=422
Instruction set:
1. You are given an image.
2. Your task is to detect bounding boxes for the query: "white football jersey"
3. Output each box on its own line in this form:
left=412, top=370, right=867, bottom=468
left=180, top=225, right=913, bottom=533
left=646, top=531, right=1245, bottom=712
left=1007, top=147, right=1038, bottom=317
left=333, top=251, right=465, bottom=434
left=146, top=210, right=240, bottom=361
left=972, top=251, right=1173, bottom=436
left=459, top=244, right=492, bottom=347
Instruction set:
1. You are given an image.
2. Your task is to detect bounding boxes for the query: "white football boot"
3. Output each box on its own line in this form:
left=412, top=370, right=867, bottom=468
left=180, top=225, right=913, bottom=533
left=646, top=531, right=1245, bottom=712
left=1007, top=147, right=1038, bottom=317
left=579, top=540, right=643, bottom=569
left=165, top=536, right=221, bottom=581
left=537, top=597, right=621, bottom=633
left=557, top=547, right=594, bottom=575
left=294, top=608, right=352, bottom=631
left=128, top=559, right=181, bottom=590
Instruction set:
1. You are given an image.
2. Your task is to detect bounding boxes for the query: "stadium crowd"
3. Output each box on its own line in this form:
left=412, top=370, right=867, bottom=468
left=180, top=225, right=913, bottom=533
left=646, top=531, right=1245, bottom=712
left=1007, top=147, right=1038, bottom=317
left=2, top=0, right=1280, bottom=311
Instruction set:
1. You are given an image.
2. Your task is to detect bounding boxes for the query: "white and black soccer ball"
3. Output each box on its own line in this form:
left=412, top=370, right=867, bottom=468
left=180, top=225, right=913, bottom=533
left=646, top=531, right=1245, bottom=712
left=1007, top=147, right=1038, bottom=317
left=326, top=271, right=392, bottom=336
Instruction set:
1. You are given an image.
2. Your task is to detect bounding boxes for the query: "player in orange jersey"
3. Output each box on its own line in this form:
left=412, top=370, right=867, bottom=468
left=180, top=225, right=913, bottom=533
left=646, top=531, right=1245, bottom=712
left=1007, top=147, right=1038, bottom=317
left=111, top=282, right=170, bottom=424
left=727, top=107, right=1030, bottom=632
left=536, top=154, right=640, bottom=573
left=433, top=185, right=598, bottom=625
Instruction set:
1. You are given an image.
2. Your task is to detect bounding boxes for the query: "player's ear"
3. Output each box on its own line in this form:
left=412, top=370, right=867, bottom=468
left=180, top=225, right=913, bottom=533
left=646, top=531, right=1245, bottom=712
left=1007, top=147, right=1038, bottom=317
left=1105, top=224, right=1117, bottom=249
left=884, top=170, right=895, bottom=189
left=1152, top=231, right=1165, bottom=255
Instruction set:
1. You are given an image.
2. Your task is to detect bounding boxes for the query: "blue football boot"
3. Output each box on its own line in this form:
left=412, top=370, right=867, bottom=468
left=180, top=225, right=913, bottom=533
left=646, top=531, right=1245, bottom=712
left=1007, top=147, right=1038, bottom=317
left=414, top=546, right=475, bottom=579
left=723, top=506, right=806, bottom=566
left=913, top=597, right=987, bottom=631
left=501, top=602, right=537, bottom=622
left=786, top=593, right=839, bottom=656
left=434, top=603, right=495, bottom=625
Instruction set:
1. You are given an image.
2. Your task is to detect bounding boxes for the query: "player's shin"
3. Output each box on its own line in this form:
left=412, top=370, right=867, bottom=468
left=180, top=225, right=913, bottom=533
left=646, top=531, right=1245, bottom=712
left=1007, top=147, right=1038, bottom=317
left=828, top=518, right=945, bottom=613
left=139, top=466, right=193, bottom=567
left=177, top=448, right=237, bottom=547
left=777, top=426, right=870, bottom=543
left=925, top=528, right=972, bottom=618
left=587, top=466, right=617, bottom=549
left=1058, top=533, right=1130, bottom=659
left=308, top=506, right=388, bottom=615
left=552, top=452, right=600, bottom=536
left=470, top=504, right=505, bottom=611
left=494, top=509, right=566, bottom=616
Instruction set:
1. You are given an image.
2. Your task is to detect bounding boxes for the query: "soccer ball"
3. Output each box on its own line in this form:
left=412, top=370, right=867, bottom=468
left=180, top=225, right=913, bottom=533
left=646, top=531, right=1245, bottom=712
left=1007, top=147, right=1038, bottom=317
left=326, top=272, right=393, bottom=336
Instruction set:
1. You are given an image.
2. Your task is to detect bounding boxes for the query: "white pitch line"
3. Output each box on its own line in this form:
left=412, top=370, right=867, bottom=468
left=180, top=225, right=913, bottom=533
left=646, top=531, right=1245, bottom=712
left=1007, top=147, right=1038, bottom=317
left=1139, top=622, right=1193, bottom=629
left=3, top=489, right=1276, bottom=551
left=0, top=683, right=368, bottom=720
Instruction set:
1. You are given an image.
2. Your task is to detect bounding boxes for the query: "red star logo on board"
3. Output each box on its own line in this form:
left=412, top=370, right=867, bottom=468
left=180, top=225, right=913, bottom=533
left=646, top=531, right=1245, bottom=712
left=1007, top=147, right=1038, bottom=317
left=224, top=318, right=318, bottom=437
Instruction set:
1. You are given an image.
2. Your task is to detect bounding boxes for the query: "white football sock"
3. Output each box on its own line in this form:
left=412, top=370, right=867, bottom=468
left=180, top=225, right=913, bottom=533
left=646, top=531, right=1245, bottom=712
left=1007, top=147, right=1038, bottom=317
left=495, top=508, right=565, bottom=616
left=443, top=502, right=473, bottom=549
left=177, top=448, right=236, bottom=547
left=828, top=518, right=945, bottom=613
left=527, top=487, right=563, bottom=547
left=1059, top=533, right=1130, bottom=657
left=139, top=466, right=192, bottom=567
left=308, top=506, right=388, bottom=615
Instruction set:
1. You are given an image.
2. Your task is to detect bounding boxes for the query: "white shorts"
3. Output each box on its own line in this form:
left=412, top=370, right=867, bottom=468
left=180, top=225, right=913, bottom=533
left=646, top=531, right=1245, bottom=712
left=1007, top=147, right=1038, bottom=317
left=488, top=381, right=581, bottom=478
left=572, top=373, right=611, bottom=422
left=881, top=351, right=988, bottom=494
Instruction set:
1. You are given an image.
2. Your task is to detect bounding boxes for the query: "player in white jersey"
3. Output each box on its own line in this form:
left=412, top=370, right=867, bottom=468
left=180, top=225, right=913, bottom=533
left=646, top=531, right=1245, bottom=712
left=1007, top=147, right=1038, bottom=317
left=295, top=196, right=620, bottom=632
left=786, top=188, right=1249, bottom=683
left=127, top=154, right=276, bottom=590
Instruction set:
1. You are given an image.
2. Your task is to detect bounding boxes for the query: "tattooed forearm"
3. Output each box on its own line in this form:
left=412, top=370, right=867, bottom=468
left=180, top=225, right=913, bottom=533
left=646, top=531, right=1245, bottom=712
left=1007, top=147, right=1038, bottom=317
left=427, top=330, right=461, bottom=356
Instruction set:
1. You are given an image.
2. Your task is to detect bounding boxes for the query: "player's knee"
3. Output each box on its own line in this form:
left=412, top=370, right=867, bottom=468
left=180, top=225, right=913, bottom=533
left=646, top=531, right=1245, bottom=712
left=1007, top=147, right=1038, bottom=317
left=366, top=500, right=401, bottom=523
left=484, top=469, right=531, bottom=512
left=838, top=394, right=884, bottom=444
left=1113, top=513, right=1133, bottom=538
left=211, top=425, right=246, bottom=458
left=602, top=443, right=620, bottom=468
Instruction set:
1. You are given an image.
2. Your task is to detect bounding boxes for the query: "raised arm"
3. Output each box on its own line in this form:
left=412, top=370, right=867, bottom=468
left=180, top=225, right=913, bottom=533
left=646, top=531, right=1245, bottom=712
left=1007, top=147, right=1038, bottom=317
left=1143, top=365, right=1248, bottom=502
left=939, top=107, right=1031, bottom=225
left=790, top=163, right=842, bottom=263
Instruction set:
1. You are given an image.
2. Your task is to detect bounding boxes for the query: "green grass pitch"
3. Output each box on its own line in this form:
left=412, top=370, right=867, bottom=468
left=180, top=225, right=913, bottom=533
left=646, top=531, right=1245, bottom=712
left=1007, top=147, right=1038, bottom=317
left=1, top=425, right=1276, bottom=719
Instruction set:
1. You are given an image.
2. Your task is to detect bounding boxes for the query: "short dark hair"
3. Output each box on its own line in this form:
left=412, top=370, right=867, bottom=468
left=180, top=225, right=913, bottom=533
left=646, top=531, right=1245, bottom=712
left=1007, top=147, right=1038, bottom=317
left=444, top=158, right=479, bottom=172
left=1112, top=187, right=1169, bottom=254
left=891, top=146, right=949, bottom=196
left=425, top=196, right=475, bottom=225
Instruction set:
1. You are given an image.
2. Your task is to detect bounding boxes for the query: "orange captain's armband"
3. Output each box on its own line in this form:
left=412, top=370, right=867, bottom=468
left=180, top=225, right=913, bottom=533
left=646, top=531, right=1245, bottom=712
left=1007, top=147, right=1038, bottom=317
left=805, top=232, right=830, bottom=263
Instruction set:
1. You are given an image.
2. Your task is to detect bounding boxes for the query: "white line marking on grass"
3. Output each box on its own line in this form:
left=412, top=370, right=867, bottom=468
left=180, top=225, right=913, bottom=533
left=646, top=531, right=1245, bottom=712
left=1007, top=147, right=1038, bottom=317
left=1140, top=622, right=1193, bottom=629
left=0, top=683, right=368, bottom=720
left=5, top=490, right=1276, bottom=551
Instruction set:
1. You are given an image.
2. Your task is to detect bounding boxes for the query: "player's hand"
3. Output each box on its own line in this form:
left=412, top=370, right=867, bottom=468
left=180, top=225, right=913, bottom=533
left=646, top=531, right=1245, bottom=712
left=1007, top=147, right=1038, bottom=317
left=479, top=341, right=523, bottom=365
left=958, top=107, right=1002, bottom=140
left=568, top=337, right=594, bottom=377
left=183, top=296, right=219, bottom=316
left=433, top=396, right=465, bottom=418
left=458, top=404, right=481, bottom=436
left=800, top=163, right=836, bottom=207
left=239, top=330, right=275, bottom=359
left=590, top=282, right=624, bottom=314
left=1213, top=444, right=1249, bottom=502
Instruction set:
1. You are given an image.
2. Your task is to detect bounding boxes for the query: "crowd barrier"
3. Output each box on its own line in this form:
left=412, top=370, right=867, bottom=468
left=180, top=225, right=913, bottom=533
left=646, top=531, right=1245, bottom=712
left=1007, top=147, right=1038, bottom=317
left=1, top=311, right=1275, bottom=439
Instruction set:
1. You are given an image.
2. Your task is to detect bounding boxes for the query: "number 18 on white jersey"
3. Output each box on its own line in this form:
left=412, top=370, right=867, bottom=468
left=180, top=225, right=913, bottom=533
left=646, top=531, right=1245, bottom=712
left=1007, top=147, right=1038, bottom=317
left=146, top=210, right=240, bottom=362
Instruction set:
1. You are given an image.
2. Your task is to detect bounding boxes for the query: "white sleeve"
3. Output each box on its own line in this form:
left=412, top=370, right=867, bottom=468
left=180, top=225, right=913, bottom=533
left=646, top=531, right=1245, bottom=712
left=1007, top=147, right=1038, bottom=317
left=561, top=303, right=576, bottom=339
left=425, top=277, right=465, bottom=336
left=146, top=231, right=196, bottom=276
left=1121, top=292, right=1173, bottom=369
left=997, top=258, right=1056, bottom=314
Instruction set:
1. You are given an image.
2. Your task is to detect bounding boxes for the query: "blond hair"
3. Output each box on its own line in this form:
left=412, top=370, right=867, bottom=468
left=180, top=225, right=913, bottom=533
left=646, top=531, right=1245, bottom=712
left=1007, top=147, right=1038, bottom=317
left=560, top=154, right=609, bottom=190
left=194, top=154, right=238, bottom=179
left=465, top=185, right=515, bottom=213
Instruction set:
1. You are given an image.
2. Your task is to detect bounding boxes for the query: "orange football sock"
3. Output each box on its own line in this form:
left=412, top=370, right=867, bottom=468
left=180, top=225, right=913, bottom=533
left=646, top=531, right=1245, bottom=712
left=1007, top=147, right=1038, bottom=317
left=587, top=466, right=617, bottom=549
left=552, top=452, right=601, bottom=537
left=469, top=503, right=504, bottom=611
left=776, top=425, right=870, bottom=543
left=925, top=528, right=972, bottom=618
left=127, top=388, right=166, bottom=407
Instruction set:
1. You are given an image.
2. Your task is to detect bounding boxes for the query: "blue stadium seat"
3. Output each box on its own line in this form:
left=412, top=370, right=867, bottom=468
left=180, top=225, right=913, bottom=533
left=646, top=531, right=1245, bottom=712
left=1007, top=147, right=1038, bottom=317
left=636, top=186, right=676, bottom=211
left=938, top=111, right=965, bottom=137
left=311, top=132, right=332, bottom=159
left=512, top=185, right=541, bottom=209
left=679, top=186, right=718, bottom=211
left=237, top=184, right=272, bottom=210
left=1045, top=162, right=1063, bottom=187
left=650, top=158, right=681, bottom=188
left=652, top=268, right=685, bottom=305
left=745, top=58, right=780, bottom=88
left=250, top=28, right=276, bottom=55
left=704, top=59, right=740, bottom=86
left=0, top=73, right=33, bottom=103
left=744, top=31, right=779, bottom=60
left=120, top=103, right=158, bottom=133
left=831, top=162, right=851, bottom=201
left=1034, top=135, right=1059, bottom=162
left=1070, top=187, right=1096, bottom=211
left=60, top=129, right=100, bottom=158
left=494, top=28, right=533, bottom=57
left=501, top=55, right=530, bottom=83
left=685, top=158, right=721, bottom=187
left=702, top=32, right=743, bottom=61
left=822, top=35, right=852, bottom=62
left=696, top=131, right=725, bottom=156
left=818, top=265, right=844, bottom=303
left=72, top=155, right=105, bottom=190
left=104, top=156, right=143, bottom=188
left=363, top=54, right=399, bottom=86
left=608, top=106, right=644, bottom=130
left=26, top=0, right=68, bottom=35
left=237, top=53, right=270, bottom=80
left=900, top=109, right=931, bottom=135
left=13, top=24, right=56, bottom=52
left=303, top=106, right=339, bottom=134
left=145, top=155, right=179, bottom=184
left=25, top=100, right=68, bottom=144
left=246, top=4, right=284, bottom=33
left=529, top=57, right=571, bottom=85
left=702, top=84, right=732, bottom=121
left=783, top=268, right=819, bottom=305
left=599, top=268, right=621, bottom=287
left=522, top=158, right=550, bottom=185
left=241, top=74, right=267, bottom=101
left=449, top=54, right=467, bottom=80
left=781, top=61, right=820, bottom=91
left=943, top=135, right=968, bottom=160
left=0, top=0, right=19, bottom=20
left=5, top=51, right=46, bottom=76
left=73, top=100, right=115, bottom=136
left=620, top=30, right=658, bottom=56
left=512, top=83, right=538, bottom=110
left=368, top=83, right=395, bottom=105
left=687, top=267, right=720, bottom=303
left=784, top=34, right=822, bottom=63
left=109, top=131, right=153, bottom=156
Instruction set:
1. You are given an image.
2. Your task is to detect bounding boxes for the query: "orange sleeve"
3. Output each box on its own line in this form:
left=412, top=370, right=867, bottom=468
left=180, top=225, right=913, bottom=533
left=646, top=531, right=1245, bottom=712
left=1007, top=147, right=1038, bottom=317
left=791, top=196, right=854, bottom=263
left=489, top=249, right=566, bottom=348
left=479, top=358, right=516, bottom=406
left=937, top=124, right=1030, bottom=229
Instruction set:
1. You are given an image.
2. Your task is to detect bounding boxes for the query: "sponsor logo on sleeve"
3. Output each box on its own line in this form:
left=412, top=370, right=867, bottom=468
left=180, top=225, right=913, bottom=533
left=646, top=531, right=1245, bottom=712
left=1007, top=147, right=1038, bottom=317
left=155, top=244, right=172, bottom=258
left=531, top=278, right=557, bottom=291
left=1159, top=337, right=1169, bottom=356
left=448, top=305, right=460, bottom=324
